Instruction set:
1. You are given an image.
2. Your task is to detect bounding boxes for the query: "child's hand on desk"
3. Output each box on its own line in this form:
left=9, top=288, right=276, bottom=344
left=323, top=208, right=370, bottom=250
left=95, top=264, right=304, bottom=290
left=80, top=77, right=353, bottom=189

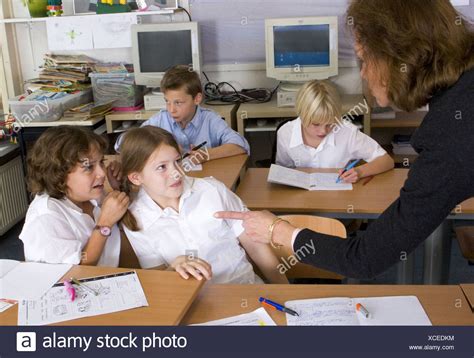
left=106, top=160, right=123, bottom=191
left=98, top=191, right=129, bottom=227
left=170, top=256, right=212, bottom=281
left=338, top=168, right=360, bottom=183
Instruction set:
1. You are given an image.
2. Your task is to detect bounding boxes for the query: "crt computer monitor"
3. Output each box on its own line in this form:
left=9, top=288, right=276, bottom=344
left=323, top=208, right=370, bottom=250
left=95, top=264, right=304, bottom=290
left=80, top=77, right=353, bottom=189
left=131, top=22, right=201, bottom=88
left=265, top=16, right=338, bottom=87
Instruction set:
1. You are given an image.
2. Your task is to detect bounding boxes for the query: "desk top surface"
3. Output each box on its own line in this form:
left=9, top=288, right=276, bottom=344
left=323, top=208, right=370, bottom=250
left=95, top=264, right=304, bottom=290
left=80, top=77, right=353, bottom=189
left=236, top=168, right=474, bottom=215
left=182, top=284, right=473, bottom=326
left=0, top=266, right=204, bottom=326
left=236, top=95, right=365, bottom=118
left=460, top=284, right=474, bottom=311
left=190, top=154, right=247, bottom=189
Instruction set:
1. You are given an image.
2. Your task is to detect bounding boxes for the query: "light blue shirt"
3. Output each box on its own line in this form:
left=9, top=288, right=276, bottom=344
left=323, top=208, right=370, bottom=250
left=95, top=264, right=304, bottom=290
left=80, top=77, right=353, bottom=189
left=115, top=106, right=250, bottom=154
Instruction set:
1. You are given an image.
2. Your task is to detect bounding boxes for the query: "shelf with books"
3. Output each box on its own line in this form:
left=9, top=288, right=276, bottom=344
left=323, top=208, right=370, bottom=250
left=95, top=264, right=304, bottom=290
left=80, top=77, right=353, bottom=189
left=0, top=9, right=175, bottom=24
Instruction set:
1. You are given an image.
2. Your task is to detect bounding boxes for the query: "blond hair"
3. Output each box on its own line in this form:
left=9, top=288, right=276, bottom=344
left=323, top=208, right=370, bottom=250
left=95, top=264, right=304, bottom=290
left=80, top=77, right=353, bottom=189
left=120, top=126, right=181, bottom=231
left=296, top=80, right=342, bottom=127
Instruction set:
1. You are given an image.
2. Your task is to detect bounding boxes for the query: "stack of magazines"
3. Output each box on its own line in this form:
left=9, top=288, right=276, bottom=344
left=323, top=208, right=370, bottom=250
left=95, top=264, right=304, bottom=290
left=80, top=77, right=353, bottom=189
left=62, top=101, right=114, bottom=121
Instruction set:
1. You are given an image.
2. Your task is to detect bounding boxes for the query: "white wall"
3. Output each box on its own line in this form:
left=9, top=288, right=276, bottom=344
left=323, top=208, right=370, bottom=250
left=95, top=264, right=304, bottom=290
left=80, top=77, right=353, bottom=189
left=6, top=0, right=473, bottom=96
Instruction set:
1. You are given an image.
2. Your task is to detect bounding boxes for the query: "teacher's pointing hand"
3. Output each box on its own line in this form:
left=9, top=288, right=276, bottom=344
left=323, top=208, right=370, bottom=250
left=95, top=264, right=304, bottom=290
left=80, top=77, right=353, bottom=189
left=214, top=210, right=297, bottom=248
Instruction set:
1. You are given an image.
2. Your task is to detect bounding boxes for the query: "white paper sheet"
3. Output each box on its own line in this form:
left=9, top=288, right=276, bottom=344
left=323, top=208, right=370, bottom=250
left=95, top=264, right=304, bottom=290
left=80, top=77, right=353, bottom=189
left=268, top=164, right=352, bottom=191
left=355, top=296, right=432, bottom=326
left=46, top=16, right=94, bottom=51
left=451, top=0, right=469, bottom=6
left=92, top=13, right=137, bottom=49
left=192, top=307, right=277, bottom=326
left=0, top=260, right=72, bottom=301
left=181, top=158, right=203, bottom=172
left=268, top=164, right=310, bottom=190
left=0, top=299, right=16, bottom=313
left=285, top=297, right=359, bottom=326
left=309, top=172, right=352, bottom=191
left=18, top=271, right=148, bottom=326
left=285, top=296, right=432, bottom=326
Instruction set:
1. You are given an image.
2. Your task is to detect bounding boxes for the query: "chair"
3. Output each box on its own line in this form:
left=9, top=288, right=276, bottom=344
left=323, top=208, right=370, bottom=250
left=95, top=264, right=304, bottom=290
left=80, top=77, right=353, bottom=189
left=454, top=226, right=474, bottom=263
left=273, top=215, right=347, bottom=280
left=118, top=229, right=141, bottom=269
left=255, top=119, right=291, bottom=168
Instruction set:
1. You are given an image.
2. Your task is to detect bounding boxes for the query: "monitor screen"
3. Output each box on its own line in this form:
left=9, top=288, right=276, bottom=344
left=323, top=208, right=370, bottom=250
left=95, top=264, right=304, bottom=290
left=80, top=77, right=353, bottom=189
left=273, top=24, right=330, bottom=68
left=137, top=30, right=193, bottom=73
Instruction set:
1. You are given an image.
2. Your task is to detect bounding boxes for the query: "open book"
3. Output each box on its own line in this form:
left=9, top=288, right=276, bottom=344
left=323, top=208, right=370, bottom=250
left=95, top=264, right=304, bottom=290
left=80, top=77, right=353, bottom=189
left=268, top=164, right=352, bottom=191
left=285, top=296, right=432, bottom=326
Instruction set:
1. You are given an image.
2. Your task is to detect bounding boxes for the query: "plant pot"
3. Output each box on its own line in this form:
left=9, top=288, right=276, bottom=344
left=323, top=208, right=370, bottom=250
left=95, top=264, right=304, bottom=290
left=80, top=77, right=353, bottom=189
left=27, top=0, right=48, bottom=18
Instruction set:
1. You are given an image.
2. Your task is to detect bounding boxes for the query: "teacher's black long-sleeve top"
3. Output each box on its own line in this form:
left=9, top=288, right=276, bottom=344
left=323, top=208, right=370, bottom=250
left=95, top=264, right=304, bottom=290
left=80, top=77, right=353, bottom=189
left=294, top=68, right=474, bottom=279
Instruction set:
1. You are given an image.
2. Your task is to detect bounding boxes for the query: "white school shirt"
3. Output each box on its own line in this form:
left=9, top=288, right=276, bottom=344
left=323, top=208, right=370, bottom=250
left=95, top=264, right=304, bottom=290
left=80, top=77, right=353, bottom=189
left=123, top=177, right=263, bottom=284
left=19, top=194, right=120, bottom=267
left=276, top=117, right=387, bottom=168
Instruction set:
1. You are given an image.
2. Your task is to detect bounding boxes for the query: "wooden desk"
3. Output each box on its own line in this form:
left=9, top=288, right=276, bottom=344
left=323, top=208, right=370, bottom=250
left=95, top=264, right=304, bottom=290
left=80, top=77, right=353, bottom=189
left=460, top=284, right=474, bottom=311
left=105, top=154, right=248, bottom=191
left=192, top=154, right=248, bottom=190
left=182, top=284, right=473, bottom=326
left=236, top=168, right=474, bottom=216
left=235, top=95, right=369, bottom=136
left=105, top=103, right=238, bottom=134
left=236, top=168, right=474, bottom=285
left=0, top=265, right=204, bottom=326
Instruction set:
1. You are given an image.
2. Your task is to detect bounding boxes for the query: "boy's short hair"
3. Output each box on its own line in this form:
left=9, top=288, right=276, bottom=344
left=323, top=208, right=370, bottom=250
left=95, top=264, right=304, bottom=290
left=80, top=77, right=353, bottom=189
left=296, top=80, right=342, bottom=127
left=27, top=126, right=108, bottom=199
left=160, top=65, right=203, bottom=98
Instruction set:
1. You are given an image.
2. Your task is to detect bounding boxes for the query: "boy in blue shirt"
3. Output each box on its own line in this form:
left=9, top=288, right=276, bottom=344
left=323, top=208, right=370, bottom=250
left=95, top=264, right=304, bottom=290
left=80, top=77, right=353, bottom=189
left=115, top=65, right=249, bottom=161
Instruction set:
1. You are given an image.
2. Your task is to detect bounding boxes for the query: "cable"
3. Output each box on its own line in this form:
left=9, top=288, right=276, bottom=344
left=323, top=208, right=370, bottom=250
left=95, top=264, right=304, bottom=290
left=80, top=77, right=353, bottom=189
left=202, top=71, right=280, bottom=105
left=178, top=6, right=192, bottom=21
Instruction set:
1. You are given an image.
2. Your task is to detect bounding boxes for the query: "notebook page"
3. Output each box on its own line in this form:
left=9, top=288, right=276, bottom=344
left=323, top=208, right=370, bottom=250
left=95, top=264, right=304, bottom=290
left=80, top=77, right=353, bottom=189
left=267, top=164, right=310, bottom=190
left=0, top=262, right=72, bottom=301
left=309, top=173, right=353, bottom=191
left=0, top=260, right=19, bottom=279
left=355, top=296, right=432, bottom=326
left=285, top=297, right=359, bottom=326
left=191, top=307, right=277, bottom=326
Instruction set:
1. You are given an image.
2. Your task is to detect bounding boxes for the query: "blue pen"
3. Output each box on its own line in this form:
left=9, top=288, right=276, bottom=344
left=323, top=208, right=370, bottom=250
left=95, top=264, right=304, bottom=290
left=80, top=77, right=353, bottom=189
left=259, top=297, right=299, bottom=316
left=336, top=159, right=361, bottom=183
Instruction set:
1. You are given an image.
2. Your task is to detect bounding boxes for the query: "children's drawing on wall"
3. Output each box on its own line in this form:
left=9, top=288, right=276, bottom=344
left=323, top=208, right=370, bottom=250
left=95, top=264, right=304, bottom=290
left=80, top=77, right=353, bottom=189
left=92, top=13, right=137, bottom=48
left=46, top=16, right=94, bottom=50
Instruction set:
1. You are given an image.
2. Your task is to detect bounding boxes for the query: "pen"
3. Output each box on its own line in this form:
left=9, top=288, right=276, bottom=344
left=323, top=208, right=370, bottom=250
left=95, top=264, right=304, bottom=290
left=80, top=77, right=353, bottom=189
left=362, top=175, right=374, bottom=186
left=70, top=277, right=99, bottom=296
left=336, top=159, right=361, bottom=183
left=356, top=303, right=370, bottom=318
left=181, top=141, right=207, bottom=160
left=259, top=297, right=299, bottom=317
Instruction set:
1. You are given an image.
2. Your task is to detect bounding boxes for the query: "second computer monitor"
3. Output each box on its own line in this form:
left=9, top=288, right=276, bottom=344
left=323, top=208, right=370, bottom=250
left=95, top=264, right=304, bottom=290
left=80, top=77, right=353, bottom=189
left=265, top=16, right=338, bottom=84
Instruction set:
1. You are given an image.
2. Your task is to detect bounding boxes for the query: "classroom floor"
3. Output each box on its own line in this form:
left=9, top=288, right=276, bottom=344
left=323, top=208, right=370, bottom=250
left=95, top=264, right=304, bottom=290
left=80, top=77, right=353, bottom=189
left=0, top=220, right=472, bottom=284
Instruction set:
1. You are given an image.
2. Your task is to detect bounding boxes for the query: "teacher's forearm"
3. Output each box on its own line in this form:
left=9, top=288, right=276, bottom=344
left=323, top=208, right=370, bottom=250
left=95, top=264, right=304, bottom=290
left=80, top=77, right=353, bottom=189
left=272, top=220, right=299, bottom=249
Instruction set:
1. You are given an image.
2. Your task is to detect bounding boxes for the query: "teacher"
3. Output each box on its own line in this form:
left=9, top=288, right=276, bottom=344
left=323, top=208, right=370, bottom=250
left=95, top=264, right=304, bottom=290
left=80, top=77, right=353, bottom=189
left=215, top=0, right=474, bottom=278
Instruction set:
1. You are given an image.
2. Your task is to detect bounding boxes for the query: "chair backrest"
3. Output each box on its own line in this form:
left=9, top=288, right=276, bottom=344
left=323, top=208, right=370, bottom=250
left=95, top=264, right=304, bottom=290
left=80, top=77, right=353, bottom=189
left=274, top=215, right=347, bottom=280
left=271, top=119, right=292, bottom=164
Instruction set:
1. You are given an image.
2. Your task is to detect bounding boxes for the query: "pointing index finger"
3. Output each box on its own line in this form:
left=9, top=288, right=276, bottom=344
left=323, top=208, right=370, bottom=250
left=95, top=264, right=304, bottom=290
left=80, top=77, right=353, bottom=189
left=214, top=211, right=247, bottom=220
